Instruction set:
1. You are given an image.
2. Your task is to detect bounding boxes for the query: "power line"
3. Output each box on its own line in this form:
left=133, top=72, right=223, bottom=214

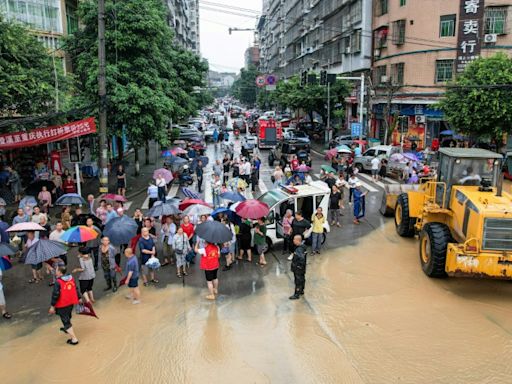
left=199, top=1, right=260, bottom=15
left=200, top=6, right=258, bottom=19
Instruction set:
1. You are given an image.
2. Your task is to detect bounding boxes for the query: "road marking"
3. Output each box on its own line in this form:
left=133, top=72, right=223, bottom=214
left=358, top=173, right=385, bottom=190
left=141, top=184, right=179, bottom=209
left=355, top=174, right=380, bottom=192
left=384, top=177, right=399, bottom=184
left=258, top=178, right=268, bottom=193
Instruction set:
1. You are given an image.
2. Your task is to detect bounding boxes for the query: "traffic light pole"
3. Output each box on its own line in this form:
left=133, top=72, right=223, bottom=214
left=339, top=73, right=366, bottom=141
left=98, top=0, right=108, bottom=195
left=325, top=82, right=331, bottom=144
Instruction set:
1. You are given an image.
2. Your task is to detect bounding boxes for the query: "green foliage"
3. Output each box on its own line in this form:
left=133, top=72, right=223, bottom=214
left=170, top=128, right=180, bottom=141
left=0, top=17, right=68, bottom=119
left=65, top=0, right=208, bottom=147
left=267, top=75, right=350, bottom=122
left=192, top=90, right=214, bottom=110
left=231, top=66, right=260, bottom=106
left=440, top=53, right=512, bottom=144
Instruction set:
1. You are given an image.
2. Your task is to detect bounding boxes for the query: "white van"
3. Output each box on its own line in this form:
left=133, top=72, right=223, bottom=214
left=257, top=181, right=331, bottom=247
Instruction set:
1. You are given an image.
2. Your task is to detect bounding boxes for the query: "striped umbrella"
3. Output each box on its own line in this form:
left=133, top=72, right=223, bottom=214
left=61, top=226, right=99, bottom=243
left=182, top=187, right=201, bottom=199
left=24, top=240, right=68, bottom=265
left=56, top=193, right=86, bottom=206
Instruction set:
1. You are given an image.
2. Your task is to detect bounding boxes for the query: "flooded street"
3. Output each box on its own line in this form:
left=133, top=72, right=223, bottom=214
left=3, top=221, right=512, bottom=384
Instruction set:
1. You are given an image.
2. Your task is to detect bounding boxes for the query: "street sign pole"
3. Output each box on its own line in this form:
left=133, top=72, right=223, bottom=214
left=325, top=82, right=331, bottom=144
left=98, top=0, right=108, bottom=195
left=359, top=73, right=365, bottom=142
left=75, top=162, right=82, bottom=197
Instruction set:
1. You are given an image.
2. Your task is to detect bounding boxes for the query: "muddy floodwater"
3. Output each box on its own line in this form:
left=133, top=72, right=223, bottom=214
left=2, top=221, right=512, bottom=383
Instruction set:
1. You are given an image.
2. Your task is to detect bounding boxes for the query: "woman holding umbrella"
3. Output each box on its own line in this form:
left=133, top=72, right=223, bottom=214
left=195, top=239, right=220, bottom=300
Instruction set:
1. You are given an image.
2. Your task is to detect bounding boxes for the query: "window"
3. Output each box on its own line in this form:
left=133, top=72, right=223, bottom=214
left=435, top=60, right=454, bottom=83
left=374, top=26, right=389, bottom=48
left=374, top=65, right=387, bottom=85
left=352, top=29, right=362, bottom=53
left=400, top=0, right=406, bottom=6
left=485, top=7, right=507, bottom=34
left=391, top=62, right=404, bottom=85
left=440, top=15, right=456, bottom=37
left=376, top=0, right=388, bottom=16
left=392, top=20, right=406, bottom=44
left=351, top=1, right=362, bottom=24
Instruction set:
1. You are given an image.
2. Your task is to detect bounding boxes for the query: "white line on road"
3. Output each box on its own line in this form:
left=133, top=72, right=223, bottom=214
left=141, top=183, right=179, bottom=209
left=358, top=173, right=385, bottom=190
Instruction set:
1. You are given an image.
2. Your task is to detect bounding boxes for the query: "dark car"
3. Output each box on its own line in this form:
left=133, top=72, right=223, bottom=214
left=268, top=140, right=310, bottom=166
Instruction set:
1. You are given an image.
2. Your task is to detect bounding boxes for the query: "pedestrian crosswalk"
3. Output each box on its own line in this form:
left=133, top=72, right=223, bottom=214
left=141, top=183, right=179, bottom=209
left=312, top=172, right=399, bottom=193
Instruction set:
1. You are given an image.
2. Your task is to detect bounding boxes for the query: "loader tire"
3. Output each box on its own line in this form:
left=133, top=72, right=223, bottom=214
left=419, top=223, right=450, bottom=278
left=395, top=193, right=415, bottom=237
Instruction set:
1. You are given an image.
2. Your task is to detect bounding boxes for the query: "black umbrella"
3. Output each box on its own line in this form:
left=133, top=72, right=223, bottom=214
left=25, top=180, right=56, bottom=196
left=194, top=221, right=233, bottom=244
left=103, top=215, right=138, bottom=246
left=147, top=202, right=181, bottom=217
left=24, top=240, right=67, bottom=265
left=73, top=214, right=104, bottom=230
left=0, top=243, right=16, bottom=256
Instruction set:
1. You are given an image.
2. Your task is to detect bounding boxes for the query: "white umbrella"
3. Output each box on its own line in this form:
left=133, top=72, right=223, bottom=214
left=183, top=204, right=213, bottom=216
left=337, top=148, right=352, bottom=154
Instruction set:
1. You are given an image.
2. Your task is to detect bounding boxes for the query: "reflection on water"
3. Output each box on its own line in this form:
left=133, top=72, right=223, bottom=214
left=2, top=221, right=512, bottom=383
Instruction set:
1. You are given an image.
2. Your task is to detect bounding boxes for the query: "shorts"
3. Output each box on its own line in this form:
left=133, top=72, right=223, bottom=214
left=0, top=286, right=5, bottom=306
left=371, top=169, right=378, bottom=176
left=31, top=263, right=42, bottom=271
left=56, top=305, right=74, bottom=330
left=79, top=279, right=94, bottom=293
left=256, top=244, right=267, bottom=255
left=204, top=269, right=218, bottom=282
left=229, top=242, right=236, bottom=254
left=128, top=277, right=139, bottom=288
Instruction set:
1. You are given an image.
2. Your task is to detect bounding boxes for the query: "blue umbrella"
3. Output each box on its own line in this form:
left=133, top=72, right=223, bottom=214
left=0, top=243, right=16, bottom=256
left=161, top=150, right=173, bottom=157
left=56, top=193, right=86, bottom=206
left=182, top=187, right=200, bottom=200
left=103, top=215, right=138, bottom=246
left=195, top=221, right=233, bottom=244
left=19, top=196, right=37, bottom=209
left=0, top=256, right=12, bottom=271
left=211, top=207, right=240, bottom=224
left=24, top=240, right=68, bottom=265
left=220, top=191, right=246, bottom=202
left=0, top=221, right=9, bottom=243
left=166, top=155, right=187, bottom=165
left=147, top=201, right=181, bottom=217
left=440, top=130, right=453, bottom=135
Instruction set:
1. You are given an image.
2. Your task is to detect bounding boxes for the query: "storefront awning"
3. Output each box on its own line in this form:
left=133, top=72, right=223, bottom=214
left=0, top=118, right=96, bottom=151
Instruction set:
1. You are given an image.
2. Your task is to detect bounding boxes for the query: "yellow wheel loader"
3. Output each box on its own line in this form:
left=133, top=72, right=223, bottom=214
left=386, top=148, right=512, bottom=279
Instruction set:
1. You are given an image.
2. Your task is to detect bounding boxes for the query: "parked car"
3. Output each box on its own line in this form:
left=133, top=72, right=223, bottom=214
left=268, top=140, right=310, bottom=166
left=241, top=135, right=257, bottom=158
left=329, top=134, right=367, bottom=148
left=283, top=130, right=310, bottom=145
left=353, top=145, right=401, bottom=172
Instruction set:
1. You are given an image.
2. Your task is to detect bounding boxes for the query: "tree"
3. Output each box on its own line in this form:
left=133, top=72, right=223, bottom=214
left=0, top=17, right=68, bottom=120
left=65, top=0, right=208, bottom=169
left=440, top=53, right=512, bottom=148
left=231, top=66, right=260, bottom=106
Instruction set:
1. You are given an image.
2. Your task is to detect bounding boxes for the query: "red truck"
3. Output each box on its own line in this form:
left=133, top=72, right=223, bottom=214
left=258, top=117, right=282, bottom=149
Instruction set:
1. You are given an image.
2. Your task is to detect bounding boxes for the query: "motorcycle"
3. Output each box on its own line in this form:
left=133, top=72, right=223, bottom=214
left=234, top=128, right=240, bottom=139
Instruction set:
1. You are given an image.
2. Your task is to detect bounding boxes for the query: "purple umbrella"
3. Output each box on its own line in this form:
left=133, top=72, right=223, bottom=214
left=153, top=168, right=174, bottom=183
left=403, top=152, right=419, bottom=161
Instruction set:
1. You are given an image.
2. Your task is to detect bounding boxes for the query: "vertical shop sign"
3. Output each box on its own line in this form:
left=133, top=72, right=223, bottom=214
left=456, top=0, right=485, bottom=73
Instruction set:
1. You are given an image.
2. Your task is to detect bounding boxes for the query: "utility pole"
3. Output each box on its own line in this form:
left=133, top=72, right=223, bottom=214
left=326, top=81, right=331, bottom=144
left=98, top=0, right=108, bottom=194
left=359, top=72, right=365, bottom=142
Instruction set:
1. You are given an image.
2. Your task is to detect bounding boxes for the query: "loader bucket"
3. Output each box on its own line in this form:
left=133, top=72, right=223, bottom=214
left=380, top=183, right=420, bottom=216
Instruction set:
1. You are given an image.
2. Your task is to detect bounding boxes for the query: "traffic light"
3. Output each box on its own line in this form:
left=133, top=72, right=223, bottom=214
left=300, top=71, right=307, bottom=87
left=68, top=137, right=81, bottom=163
left=320, top=70, right=327, bottom=85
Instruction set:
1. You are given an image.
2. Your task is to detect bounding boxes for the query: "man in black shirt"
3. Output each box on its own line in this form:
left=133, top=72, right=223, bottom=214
left=196, top=160, right=204, bottom=193
left=289, top=211, right=311, bottom=258
left=289, top=234, right=307, bottom=300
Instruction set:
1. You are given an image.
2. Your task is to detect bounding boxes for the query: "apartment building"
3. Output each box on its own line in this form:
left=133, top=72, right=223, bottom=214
left=0, top=0, right=78, bottom=56
left=188, top=0, right=200, bottom=55
left=259, top=0, right=372, bottom=77
left=245, top=45, right=261, bottom=69
left=370, top=0, right=512, bottom=147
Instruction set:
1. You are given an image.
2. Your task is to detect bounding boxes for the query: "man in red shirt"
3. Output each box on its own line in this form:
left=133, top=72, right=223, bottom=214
left=62, top=175, right=76, bottom=194
left=195, top=241, right=220, bottom=300
left=49, top=266, right=81, bottom=345
left=290, top=155, right=299, bottom=171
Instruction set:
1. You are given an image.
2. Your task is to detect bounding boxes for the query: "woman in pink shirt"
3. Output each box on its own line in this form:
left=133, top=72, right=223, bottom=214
left=38, top=186, right=52, bottom=214
left=282, top=209, right=294, bottom=256
left=95, top=199, right=108, bottom=225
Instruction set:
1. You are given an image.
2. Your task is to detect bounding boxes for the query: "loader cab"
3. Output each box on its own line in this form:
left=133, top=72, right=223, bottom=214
left=436, top=148, right=502, bottom=208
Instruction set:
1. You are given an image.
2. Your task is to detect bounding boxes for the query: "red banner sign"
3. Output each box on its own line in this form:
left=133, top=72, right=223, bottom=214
left=0, top=118, right=96, bottom=151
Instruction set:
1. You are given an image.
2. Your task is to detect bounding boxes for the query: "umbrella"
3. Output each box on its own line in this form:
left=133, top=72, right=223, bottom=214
left=296, top=164, right=311, bottom=172
left=220, top=191, right=246, bottom=202
left=179, top=199, right=210, bottom=211
left=153, top=168, right=174, bottom=183
left=0, top=256, right=12, bottom=271
left=73, top=214, right=103, bottom=229
left=184, top=204, right=213, bottom=216
left=0, top=243, right=16, bottom=256
left=171, top=147, right=188, bottom=155
left=336, top=144, right=351, bottom=151
left=211, top=207, right=240, bottom=224
left=25, top=180, right=56, bottom=196
left=325, top=148, right=338, bottom=160
left=76, top=301, right=99, bottom=319
left=61, top=226, right=99, bottom=243
left=55, top=193, right=86, bottom=206
left=165, top=156, right=188, bottom=166
left=440, top=130, right=453, bottom=135
left=0, top=221, right=9, bottom=243
left=103, top=193, right=128, bottom=202
left=173, top=140, right=186, bottom=145
left=147, top=201, right=181, bottom=217
left=321, top=165, right=337, bottom=174
left=19, top=196, right=37, bottom=209
left=337, top=148, right=352, bottom=154
left=166, top=197, right=181, bottom=206
left=235, top=199, right=270, bottom=219
left=24, top=240, right=68, bottom=265
left=7, top=222, right=45, bottom=232
left=0, top=198, right=5, bottom=206
left=161, top=150, right=173, bottom=158
left=103, top=216, right=138, bottom=246
left=403, top=152, right=419, bottom=161
left=229, top=201, right=241, bottom=212
left=190, top=156, right=209, bottom=169
left=390, top=153, right=407, bottom=162
left=194, top=221, right=233, bottom=244
left=182, top=187, right=201, bottom=200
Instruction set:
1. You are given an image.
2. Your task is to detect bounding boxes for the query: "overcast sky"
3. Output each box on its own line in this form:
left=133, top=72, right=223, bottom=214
left=199, top=0, right=262, bottom=73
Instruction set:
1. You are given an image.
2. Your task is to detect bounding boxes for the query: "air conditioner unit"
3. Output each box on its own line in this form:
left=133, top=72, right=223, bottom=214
left=374, top=49, right=381, bottom=57
left=484, top=34, right=497, bottom=43
left=345, top=46, right=351, bottom=54
left=380, top=75, right=388, bottom=83
left=415, top=115, right=426, bottom=124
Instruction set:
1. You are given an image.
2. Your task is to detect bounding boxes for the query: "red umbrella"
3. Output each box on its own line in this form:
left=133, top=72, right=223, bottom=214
left=103, top=193, right=128, bottom=202
left=235, top=199, right=270, bottom=219
left=171, top=147, right=188, bottom=155
left=179, top=199, right=210, bottom=211
left=76, top=301, right=99, bottom=319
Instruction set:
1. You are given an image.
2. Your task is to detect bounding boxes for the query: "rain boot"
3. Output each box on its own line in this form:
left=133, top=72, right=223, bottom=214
left=289, top=292, right=301, bottom=300
left=112, top=276, right=118, bottom=293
